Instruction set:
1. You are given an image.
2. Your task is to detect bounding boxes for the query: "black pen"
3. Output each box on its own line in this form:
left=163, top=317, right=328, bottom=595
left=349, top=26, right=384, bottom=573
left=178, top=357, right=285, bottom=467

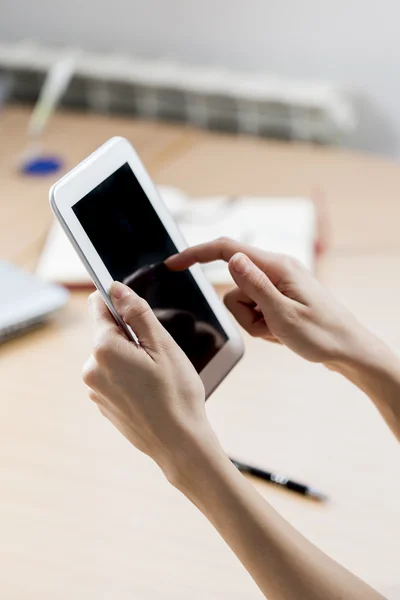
left=230, top=458, right=328, bottom=502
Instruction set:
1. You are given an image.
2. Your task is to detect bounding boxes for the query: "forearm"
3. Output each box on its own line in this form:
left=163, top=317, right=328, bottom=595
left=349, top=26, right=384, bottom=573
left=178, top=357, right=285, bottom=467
left=328, top=330, right=400, bottom=440
left=168, top=431, right=384, bottom=600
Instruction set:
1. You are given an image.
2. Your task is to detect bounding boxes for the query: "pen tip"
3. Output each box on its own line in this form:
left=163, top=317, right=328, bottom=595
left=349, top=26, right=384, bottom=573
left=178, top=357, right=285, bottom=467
left=307, top=487, right=329, bottom=502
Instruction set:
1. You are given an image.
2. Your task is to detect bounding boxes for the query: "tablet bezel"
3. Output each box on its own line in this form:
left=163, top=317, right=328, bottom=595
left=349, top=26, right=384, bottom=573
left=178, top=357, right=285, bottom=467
left=50, top=136, right=244, bottom=397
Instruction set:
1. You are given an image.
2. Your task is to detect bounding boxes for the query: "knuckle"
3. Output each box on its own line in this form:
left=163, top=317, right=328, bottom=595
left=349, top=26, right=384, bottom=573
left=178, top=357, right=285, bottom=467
left=217, top=236, right=232, bottom=247
left=93, top=334, right=113, bottom=365
left=216, top=236, right=233, bottom=256
left=289, top=256, right=303, bottom=271
left=82, top=360, right=97, bottom=387
left=93, top=345, right=110, bottom=366
left=281, top=255, right=302, bottom=273
left=125, top=298, right=152, bottom=322
left=282, top=255, right=296, bottom=272
left=282, top=305, right=300, bottom=325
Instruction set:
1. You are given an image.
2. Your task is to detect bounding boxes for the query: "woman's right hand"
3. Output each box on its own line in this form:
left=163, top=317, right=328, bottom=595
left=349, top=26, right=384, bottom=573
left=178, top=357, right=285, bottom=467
left=166, top=237, right=371, bottom=366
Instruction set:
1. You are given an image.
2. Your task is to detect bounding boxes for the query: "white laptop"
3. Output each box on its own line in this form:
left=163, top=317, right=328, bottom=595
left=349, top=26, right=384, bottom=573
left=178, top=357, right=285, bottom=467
left=0, top=260, right=69, bottom=342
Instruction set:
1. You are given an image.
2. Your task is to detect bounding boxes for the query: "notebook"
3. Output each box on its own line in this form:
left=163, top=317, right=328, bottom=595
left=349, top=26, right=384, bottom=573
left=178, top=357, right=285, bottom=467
left=36, top=187, right=323, bottom=288
left=0, top=260, right=69, bottom=342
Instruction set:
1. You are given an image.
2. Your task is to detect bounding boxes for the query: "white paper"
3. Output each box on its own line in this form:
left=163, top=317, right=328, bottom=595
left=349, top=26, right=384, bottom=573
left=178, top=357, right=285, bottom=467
left=37, top=187, right=316, bottom=286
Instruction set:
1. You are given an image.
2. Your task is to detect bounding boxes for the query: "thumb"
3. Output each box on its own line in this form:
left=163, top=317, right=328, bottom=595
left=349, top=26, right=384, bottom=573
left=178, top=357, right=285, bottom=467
left=110, top=281, right=167, bottom=351
left=228, top=253, right=285, bottom=315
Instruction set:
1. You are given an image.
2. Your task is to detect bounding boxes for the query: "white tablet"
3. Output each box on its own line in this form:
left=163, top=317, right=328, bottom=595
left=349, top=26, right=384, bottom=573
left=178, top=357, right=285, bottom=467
left=50, top=136, right=244, bottom=397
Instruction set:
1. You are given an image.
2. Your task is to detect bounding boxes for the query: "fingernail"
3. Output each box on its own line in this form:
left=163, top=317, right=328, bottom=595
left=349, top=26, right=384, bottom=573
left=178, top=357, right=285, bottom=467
left=110, top=281, right=130, bottom=300
left=231, top=253, right=250, bottom=275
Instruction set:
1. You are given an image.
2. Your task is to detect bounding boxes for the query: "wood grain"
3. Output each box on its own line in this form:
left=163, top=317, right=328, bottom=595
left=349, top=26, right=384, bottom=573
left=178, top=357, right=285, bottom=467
left=0, top=107, right=399, bottom=599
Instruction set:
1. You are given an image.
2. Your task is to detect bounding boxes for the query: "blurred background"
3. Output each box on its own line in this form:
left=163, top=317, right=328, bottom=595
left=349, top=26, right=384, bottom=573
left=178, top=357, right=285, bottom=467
left=1, top=0, right=400, bottom=154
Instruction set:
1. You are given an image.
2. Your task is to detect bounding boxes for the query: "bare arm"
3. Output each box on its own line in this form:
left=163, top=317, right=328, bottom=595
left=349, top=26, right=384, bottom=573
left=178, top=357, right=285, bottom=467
left=171, top=434, right=385, bottom=600
left=328, top=342, right=400, bottom=440
left=167, top=238, right=400, bottom=440
left=83, top=283, right=387, bottom=600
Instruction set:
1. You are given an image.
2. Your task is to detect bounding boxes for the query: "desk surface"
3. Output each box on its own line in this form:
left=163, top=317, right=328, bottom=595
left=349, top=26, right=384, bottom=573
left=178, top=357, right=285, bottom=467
left=0, top=107, right=399, bottom=600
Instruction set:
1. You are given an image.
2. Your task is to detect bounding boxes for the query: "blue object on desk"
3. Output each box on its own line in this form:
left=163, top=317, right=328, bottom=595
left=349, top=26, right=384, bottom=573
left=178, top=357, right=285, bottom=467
left=21, top=156, right=63, bottom=176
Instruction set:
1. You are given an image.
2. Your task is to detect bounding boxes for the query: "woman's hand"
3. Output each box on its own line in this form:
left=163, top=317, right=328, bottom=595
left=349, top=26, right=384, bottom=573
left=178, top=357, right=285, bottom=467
left=167, top=238, right=400, bottom=439
left=166, top=237, right=370, bottom=365
left=83, top=282, right=216, bottom=479
left=81, top=264, right=388, bottom=600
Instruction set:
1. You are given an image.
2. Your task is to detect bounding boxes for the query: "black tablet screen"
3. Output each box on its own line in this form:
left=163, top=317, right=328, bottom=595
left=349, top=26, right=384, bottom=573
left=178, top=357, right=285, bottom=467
left=73, top=162, right=227, bottom=372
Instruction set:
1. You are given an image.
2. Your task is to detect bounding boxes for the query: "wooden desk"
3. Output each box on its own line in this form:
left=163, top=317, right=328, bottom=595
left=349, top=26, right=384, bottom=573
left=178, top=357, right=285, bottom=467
left=0, top=107, right=399, bottom=600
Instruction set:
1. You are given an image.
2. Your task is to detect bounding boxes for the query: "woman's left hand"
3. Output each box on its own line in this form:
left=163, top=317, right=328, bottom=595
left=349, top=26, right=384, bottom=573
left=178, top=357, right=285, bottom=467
left=83, top=282, right=212, bottom=479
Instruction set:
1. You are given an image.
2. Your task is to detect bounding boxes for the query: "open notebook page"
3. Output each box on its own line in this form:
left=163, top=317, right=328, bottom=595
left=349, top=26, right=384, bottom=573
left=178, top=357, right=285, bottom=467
left=36, top=188, right=317, bottom=287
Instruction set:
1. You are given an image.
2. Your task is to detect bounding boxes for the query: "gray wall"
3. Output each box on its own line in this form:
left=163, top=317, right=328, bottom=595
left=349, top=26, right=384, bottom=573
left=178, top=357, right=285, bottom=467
left=1, top=0, right=399, bottom=156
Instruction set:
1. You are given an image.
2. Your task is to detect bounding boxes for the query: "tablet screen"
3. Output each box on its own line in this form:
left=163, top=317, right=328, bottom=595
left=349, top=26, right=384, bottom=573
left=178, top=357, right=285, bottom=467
left=73, top=162, right=228, bottom=372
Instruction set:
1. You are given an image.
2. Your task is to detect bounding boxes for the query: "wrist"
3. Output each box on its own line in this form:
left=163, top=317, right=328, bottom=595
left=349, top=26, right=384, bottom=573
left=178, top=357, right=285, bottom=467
left=325, top=319, right=384, bottom=377
left=163, top=425, right=235, bottom=503
left=326, top=328, right=400, bottom=437
left=326, top=327, right=394, bottom=385
left=154, top=417, right=230, bottom=494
